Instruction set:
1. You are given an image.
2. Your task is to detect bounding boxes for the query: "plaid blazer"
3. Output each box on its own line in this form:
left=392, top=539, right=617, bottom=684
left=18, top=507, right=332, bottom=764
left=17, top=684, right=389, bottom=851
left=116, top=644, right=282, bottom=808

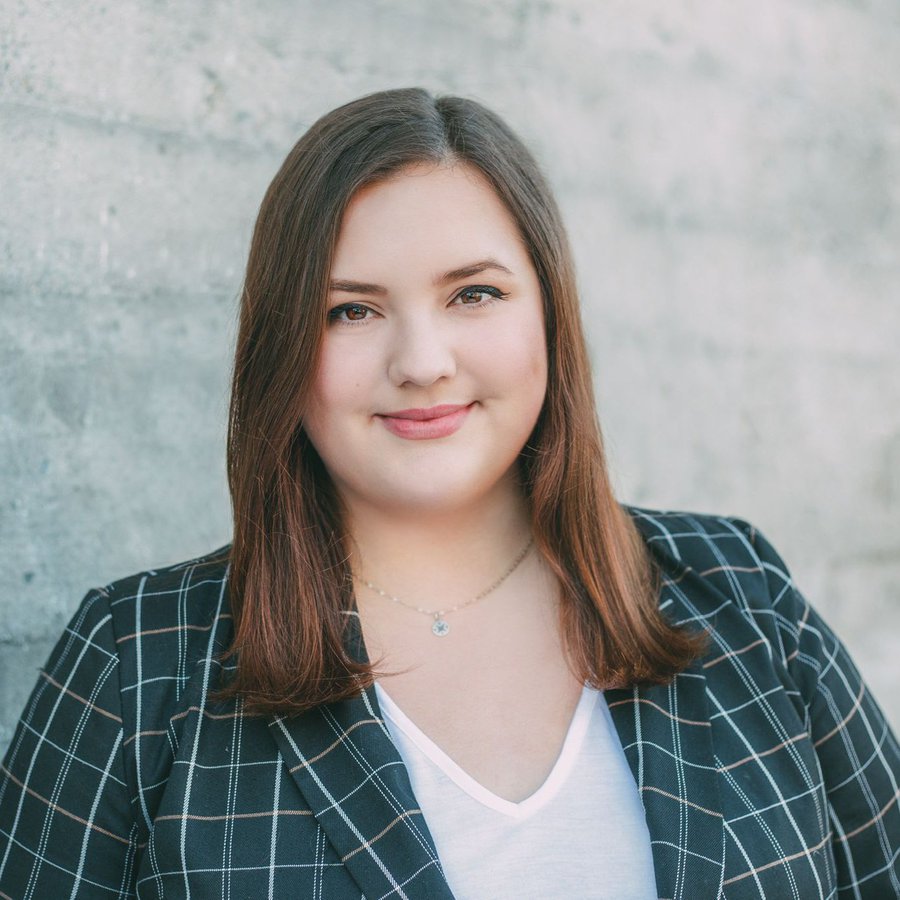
left=1, top=507, right=898, bottom=899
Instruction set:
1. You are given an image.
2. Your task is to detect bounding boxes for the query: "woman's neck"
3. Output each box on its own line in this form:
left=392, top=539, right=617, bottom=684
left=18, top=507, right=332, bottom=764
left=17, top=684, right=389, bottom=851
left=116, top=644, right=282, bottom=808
left=343, top=479, right=534, bottom=608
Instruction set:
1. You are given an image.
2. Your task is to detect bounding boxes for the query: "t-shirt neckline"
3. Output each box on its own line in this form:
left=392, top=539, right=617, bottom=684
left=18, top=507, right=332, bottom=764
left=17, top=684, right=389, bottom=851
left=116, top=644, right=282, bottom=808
left=374, top=680, right=599, bottom=820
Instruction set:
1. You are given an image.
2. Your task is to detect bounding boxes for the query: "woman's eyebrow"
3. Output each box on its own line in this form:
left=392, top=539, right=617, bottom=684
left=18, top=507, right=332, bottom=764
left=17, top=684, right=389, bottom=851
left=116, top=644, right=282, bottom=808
left=436, top=259, right=514, bottom=285
left=328, top=279, right=387, bottom=296
left=328, top=259, right=514, bottom=295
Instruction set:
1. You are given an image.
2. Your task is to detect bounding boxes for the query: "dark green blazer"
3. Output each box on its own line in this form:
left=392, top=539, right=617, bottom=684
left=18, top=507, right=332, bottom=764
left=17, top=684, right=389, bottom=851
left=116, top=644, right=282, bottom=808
left=1, top=508, right=898, bottom=898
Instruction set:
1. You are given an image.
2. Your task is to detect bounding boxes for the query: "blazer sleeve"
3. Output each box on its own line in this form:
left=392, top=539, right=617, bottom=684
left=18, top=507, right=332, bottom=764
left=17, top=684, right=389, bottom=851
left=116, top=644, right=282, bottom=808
left=740, top=520, right=900, bottom=898
left=0, top=587, right=140, bottom=897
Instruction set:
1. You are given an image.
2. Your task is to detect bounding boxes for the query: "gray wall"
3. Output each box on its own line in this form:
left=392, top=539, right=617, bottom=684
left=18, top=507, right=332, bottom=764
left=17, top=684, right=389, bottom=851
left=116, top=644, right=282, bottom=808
left=2, top=0, right=898, bottom=754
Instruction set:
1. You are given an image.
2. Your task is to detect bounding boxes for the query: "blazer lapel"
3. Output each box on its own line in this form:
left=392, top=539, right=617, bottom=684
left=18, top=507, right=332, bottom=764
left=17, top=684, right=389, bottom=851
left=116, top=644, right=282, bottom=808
left=608, top=509, right=726, bottom=899
left=267, top=611, right=455, bottom=900
left=605, top=663, right=725, bottom=899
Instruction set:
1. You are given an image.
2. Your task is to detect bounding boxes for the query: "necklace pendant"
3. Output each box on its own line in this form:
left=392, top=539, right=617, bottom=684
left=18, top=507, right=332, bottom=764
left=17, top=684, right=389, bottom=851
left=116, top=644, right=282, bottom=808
left=431, top=618, right=450, bottom=637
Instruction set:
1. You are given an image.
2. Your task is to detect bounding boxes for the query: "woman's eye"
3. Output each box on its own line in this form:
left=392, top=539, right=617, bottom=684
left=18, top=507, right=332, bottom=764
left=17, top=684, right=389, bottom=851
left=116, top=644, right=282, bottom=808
left=328, top=303, right=372, bottom=326
left=454, top=286, right=509, bottom=306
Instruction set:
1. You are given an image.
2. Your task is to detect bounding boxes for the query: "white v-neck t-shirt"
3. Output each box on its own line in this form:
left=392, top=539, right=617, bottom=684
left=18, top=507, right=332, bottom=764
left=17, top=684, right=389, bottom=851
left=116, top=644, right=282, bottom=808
left=374, top=681, right=658, bottom=900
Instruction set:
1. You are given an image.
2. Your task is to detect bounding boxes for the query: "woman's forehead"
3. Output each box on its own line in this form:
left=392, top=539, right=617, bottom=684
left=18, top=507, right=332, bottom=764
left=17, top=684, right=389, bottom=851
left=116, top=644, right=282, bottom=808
left=332, top=163, right=528, bottom=278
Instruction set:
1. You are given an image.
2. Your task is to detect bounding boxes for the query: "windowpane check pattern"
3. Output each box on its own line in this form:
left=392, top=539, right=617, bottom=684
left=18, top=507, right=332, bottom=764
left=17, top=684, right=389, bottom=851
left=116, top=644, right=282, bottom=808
left=1, top=508, right=898, bottom=898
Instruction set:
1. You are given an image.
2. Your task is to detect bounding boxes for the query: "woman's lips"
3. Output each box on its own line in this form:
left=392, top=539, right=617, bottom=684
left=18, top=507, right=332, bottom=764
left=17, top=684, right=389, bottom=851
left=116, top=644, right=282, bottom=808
left=377, top=403, right=475, bottom=440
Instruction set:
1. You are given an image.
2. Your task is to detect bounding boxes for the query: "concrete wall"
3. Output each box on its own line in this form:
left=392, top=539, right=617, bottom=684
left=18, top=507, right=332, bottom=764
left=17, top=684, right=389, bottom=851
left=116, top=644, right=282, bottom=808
left=2, top=0, right=898, bottom=753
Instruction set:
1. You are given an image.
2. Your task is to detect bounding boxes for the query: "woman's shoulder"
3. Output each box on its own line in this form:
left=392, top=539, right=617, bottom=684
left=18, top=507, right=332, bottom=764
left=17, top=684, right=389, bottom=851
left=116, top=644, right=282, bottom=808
left=623, top=503, right=794, bottom=596
left=624, top=503, right=771, bottom=568
left=99, top=542, right=233, bottom=599
left=63, top=544, right=237, bottom=731
left=79, top=544, right=238, bottom=790
left=98, top=542, right=233, bottom=615
left=87, top=541, right=230, bottom=626
left=96, top=541, right=235, bottom=669
left=622, top=503, right=808, bottom=661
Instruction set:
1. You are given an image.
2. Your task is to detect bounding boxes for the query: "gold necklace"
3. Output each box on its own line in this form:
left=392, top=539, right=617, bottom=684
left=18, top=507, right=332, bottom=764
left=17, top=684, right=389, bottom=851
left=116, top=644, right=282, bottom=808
left=353, top=536, right=534, bottom=637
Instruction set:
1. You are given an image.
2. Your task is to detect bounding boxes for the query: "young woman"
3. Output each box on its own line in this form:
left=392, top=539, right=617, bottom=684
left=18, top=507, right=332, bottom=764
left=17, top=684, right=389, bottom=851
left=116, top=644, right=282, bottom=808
left=1, top=88, right=897, bottom=899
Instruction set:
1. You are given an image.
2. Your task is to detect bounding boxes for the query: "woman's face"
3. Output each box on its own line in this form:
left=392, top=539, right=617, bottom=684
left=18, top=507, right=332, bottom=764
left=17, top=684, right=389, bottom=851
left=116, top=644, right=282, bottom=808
left=301, top=161, right=548, bottom=518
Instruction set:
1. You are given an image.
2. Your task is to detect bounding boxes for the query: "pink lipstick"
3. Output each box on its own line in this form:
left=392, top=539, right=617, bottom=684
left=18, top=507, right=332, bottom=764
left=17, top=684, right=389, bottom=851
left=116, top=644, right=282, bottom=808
left=378, top=403, right=474, bottom=440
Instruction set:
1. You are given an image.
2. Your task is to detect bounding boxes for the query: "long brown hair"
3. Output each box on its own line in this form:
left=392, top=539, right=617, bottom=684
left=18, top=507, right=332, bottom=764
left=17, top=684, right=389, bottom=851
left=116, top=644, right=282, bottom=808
left=216, top=87, right=704, bottom=714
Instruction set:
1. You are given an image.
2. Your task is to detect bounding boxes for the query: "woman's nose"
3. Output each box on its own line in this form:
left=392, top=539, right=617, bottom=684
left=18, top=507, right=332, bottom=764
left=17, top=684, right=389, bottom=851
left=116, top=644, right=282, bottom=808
left=386, top=315, right=458, bottom=387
